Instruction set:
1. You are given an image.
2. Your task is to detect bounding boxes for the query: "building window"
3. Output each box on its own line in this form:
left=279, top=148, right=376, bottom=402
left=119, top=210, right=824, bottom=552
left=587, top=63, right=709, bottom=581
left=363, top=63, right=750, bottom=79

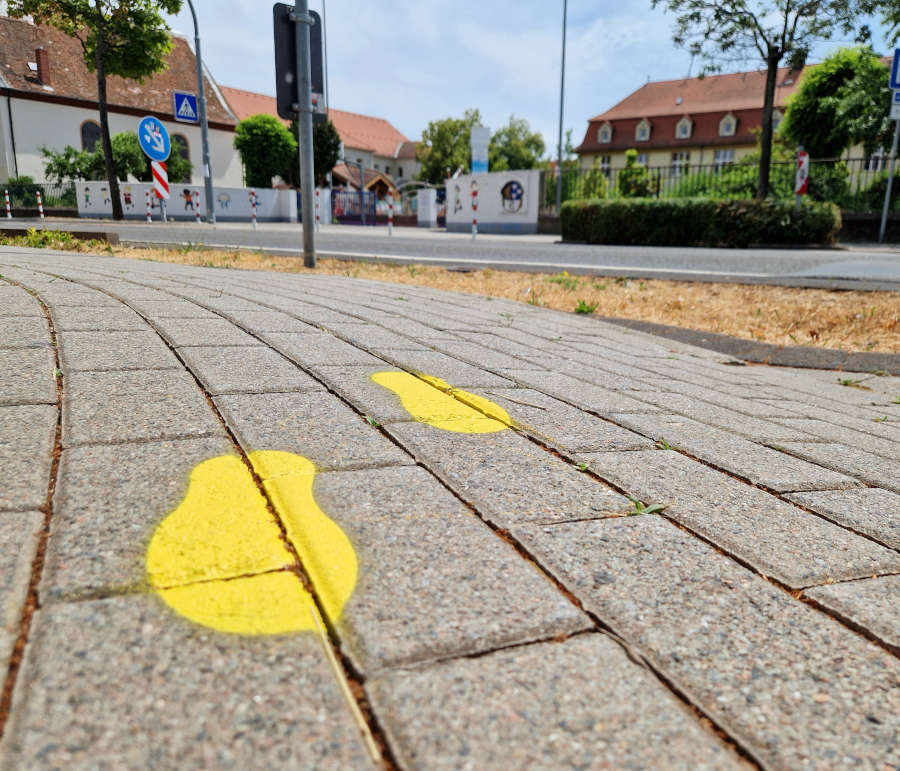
left=397, top=166, right=404, bottom=178
left=171, top=134, right=190, bottom=182
left=713, top=149, right=735, bottom=169
left=598, top=123, right=612, bottom=143
left=672, top=151, right=690, bottom=176
left=675, top=116, right=692, bottom=139
left=636, top=152, right=648, bottom=166
left=719, top=113, right=736, bottom=137
left=599, top=155, right=611, bottom=178
left=81, top=120, right=101, bottom=152
left=635, top=120, right=651, bottom=142
left=384, top=166, right=391, bottom=176
left=772, top=110, right=784, bottom=132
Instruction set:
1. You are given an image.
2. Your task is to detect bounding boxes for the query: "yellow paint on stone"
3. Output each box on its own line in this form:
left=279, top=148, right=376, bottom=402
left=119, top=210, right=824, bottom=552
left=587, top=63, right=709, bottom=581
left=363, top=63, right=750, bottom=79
left=146, top=451, right=357, bottom=636
left=371, top=371, right=511, bottom=433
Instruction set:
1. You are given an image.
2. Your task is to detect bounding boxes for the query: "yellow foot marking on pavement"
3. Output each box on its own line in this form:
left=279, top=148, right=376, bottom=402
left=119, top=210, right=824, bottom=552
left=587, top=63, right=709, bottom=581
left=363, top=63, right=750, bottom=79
left=147, top=451, right=357, bottom=636
left=371, top=371, right=511, bottom=433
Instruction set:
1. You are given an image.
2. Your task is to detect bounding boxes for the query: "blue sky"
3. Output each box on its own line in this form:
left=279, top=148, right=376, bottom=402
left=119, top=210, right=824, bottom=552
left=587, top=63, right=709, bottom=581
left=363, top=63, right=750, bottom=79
left=165, top=1, right=894, bottom=155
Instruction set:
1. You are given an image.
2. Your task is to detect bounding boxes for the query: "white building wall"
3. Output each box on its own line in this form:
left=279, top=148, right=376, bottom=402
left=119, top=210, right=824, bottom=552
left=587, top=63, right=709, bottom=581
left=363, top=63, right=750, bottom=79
left=2, top=97, right=242, bottom=186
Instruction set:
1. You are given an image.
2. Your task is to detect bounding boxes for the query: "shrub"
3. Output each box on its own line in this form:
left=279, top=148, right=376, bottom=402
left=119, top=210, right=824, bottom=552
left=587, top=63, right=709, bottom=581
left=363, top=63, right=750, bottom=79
left=617, top=150, right=652, bottom=197
left=561, top=197, right=841, bottom=247
left=234, top=114, right=297, bottom=188
left=5, top=175, right=39, bottom=206
left=844, top=171, right=900, bottom=213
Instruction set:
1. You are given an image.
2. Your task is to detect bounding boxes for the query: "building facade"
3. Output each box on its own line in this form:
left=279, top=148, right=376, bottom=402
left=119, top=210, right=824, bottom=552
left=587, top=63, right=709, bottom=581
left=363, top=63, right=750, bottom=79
left=0, top=14, right=242, bottom=186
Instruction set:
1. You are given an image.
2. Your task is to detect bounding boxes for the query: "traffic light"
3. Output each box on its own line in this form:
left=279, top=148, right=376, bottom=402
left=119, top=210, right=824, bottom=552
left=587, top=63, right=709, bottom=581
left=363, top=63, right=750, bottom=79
left=273, top=3, right=324, bottom=121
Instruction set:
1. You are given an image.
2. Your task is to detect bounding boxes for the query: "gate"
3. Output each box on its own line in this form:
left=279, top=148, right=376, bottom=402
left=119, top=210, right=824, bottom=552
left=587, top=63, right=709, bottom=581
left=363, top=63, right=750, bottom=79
left=332, top=190, right=376, bottom=225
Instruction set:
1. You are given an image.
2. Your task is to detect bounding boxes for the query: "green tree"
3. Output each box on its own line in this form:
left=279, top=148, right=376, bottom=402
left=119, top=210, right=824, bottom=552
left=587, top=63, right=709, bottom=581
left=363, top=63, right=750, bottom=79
left=488, top=115, right=546, bottom=171
left=575, top=157, right=609, bottom=200
left=652, top=0, right=876, bottom=199
left=234, top=114, right=297, bottom=188
left=286, top=117, right=342, bottom=187
left=415, top=109, right=483, bottom=184
left=9, top=0, right=183, bottom=219
left=780, top=47, right=891, bottom=158
left=617, top=149, right=652, bottom=197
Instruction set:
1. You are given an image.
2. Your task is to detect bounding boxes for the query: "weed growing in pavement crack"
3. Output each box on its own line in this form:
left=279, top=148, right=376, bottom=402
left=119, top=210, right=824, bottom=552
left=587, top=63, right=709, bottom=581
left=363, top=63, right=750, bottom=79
left=626, top=495, right=666, bottom=515
left=875, top=416, right=889, bottom=422
left=364, top=415, right=381, bottom=428
left=892, top=396, right=900, bottom=404
left=574, top=299, right=598, bottom=314
left=659, top=437, right=672, bottom=450
left=837, top=377, right=872, bottom=390
left=576, top=462, right=588, bottom=472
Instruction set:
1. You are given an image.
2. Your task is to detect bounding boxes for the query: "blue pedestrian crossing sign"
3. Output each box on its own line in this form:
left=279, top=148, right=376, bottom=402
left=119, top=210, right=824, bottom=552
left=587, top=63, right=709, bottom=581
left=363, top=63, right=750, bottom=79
left=173, top=91, right=199, bottom=124
left=137, top=116, right=171, bottom=162
left=891, top=48, right=900, bottom=90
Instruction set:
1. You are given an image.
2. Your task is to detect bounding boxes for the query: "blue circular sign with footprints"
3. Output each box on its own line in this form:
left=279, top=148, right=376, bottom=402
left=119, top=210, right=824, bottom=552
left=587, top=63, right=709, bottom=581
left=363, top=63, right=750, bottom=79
left=137, top=115, right=171, bottom=162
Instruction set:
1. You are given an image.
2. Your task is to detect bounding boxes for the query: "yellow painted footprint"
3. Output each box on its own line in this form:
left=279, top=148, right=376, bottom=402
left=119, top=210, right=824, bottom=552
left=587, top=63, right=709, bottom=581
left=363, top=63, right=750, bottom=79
left=371, top=371, right=512, bottom=434
left=146, top=451, right=357, bottom=636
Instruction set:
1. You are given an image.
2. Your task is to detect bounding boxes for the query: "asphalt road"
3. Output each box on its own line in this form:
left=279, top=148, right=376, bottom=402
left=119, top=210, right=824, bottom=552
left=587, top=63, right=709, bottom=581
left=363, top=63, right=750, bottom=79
left=9, top=218, right=900, bottom=288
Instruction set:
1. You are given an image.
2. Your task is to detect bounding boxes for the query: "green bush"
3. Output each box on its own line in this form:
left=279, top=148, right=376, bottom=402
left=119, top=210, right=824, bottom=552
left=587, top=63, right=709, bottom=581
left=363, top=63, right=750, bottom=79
left=617, top=149, right=652, bottom=197
left=5, top=176, right=39, bottom=206
left=562, top=197, right=841, bottom=247
left=844, top=171, right=900, bottom=213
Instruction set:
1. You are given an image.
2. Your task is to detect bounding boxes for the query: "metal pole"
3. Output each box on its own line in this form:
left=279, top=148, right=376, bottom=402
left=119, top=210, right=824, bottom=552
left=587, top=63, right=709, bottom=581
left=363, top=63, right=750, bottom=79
left=555, top=0, right=567, bottom=215
left=186, top=0, right=215, bottom=225
left=294, top=0, right=316, bottom=266
left=879, top=119, right=899, bottom=244
left=321, top=0, right=329, bottom=117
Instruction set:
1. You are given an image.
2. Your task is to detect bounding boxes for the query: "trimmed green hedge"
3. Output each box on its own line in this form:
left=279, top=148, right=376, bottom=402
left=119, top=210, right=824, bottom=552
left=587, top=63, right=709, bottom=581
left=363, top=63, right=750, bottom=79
left=561, top=197, right=841, bottom=247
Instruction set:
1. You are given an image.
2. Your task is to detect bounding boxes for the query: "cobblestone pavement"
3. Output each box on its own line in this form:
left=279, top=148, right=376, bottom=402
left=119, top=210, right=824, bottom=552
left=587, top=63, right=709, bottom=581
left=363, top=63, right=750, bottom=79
left=0, top=245, right=898, bottom=770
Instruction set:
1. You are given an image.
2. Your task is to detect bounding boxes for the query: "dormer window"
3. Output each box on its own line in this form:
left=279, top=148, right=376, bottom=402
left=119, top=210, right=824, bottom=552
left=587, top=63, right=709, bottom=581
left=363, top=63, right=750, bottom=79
left=635, top=119, right=651, bottom=142
left=597, top=123, right=612, bottom=143
left=719, top=113, right=736, bottom=137
left=675, top=116, right=693, bottom=139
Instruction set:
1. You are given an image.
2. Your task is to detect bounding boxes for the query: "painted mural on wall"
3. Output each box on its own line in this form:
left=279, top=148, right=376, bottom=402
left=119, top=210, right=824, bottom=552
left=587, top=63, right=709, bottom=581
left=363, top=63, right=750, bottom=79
left=445, top=169, right=540, bottom=234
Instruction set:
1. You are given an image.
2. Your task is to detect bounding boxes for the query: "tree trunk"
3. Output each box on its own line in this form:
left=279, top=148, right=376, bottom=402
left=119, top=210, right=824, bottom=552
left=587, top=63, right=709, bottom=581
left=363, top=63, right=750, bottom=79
left=94, top=7, right=123, bottom=220
left=757, top=46, right=781, bottom=200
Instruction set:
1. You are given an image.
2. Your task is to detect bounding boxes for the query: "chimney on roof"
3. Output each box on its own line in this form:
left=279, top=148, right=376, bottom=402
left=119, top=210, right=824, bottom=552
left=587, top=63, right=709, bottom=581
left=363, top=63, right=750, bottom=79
left=35, top=47, right=50, bottom=87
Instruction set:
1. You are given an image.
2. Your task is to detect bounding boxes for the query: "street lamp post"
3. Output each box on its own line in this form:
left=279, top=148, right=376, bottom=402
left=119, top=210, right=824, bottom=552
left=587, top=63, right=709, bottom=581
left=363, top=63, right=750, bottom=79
left=186, top=0, right=215, bottom=225
left=555, top=0, right=568, bottom=217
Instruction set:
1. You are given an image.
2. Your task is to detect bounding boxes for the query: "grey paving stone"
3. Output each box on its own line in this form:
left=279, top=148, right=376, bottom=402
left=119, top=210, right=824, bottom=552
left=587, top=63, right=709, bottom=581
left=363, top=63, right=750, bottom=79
left=307, top=466, right=589, bottom=673
left=376, top=349, right=513, bottom=388
left=0, top=405, right=56, bottom=512
left=313, top=365, right=417, bottom=423
left=623, top=392, right=817, bottom=442
left=152, top=316, right=260, bottom=347
left=261, top=331, right=386, bottom=367
left=420, top=339, right=542, bottom=371
left=178, top=345, right=322, bottom=395
left=0, top=347, right=56, bottom=406
left=0, top=287, right=42, bottom=317
left=468, top=387, right=654, bottom=453
left=386, top=422, right=631, bottom=526
left=369, top=634, right=742, bottom=771
left=50, top=305, right=149, bottom=331
left=0, top=593, right=373, bottom=770
left=370, top=317, right=461, bottom=340
left=215, top=391, right=411, bottom=471
left=632, top=378, right=792, bottom=416
left=755, top=399, right=900, bottom=441
left=806, top=575, right=900, bottom=652
left=0, top=511, right=42, bottom=673
left=218, top=309, right=319, bottom=333
left=777, top=442, right=900, bottom=494
left=261, top=302, right=370, bottom=326
left=461, top=330, right=554, bottom=358
left=0, top=316, right=50, bottom=349
left=499, top=370, right=662, bottom=416
left=324, top=322, right=429, bottom=351
left=785, top=488, right=900, bottom=550
left=773, top=418, right=900, bottom=461
left=581, top=450, right=900, bottom=588
left=42, top=437, right=235, bottom=602
left=125, top=299, right=222, bottom=318
left=62, top=370, right=224, bottom=446
left=513, top=516, right=900, bottom=770
left=611, top=413, right=861, bottom=491
left=57, top=330, right=179, bottom=371
left=34, top=289, right=121, bottom=309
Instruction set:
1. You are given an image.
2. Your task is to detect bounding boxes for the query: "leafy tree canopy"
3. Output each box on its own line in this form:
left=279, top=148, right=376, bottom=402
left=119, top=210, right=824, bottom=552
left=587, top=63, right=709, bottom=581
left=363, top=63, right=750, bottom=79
left=234, top=114, right=297, bottom=188
left=488, top=115, right=546, bottom=171
left=286, top=117, right=343, bottom=187
left=652, top=0, right=877, bottom=198
left=416, top=109, right=483, bottom=184
left=780, top=47, right=891, bottom=158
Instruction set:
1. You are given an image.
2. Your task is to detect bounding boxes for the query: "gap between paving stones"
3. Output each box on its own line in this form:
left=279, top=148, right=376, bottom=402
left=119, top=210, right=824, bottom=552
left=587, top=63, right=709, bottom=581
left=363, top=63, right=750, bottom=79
left=1, top=269, right=392, bottom=770
left=0, top=280, right=63, bottom=743
left=13, top=261, right=898, bottom=758
left=19, top=264, right=765, bottom=766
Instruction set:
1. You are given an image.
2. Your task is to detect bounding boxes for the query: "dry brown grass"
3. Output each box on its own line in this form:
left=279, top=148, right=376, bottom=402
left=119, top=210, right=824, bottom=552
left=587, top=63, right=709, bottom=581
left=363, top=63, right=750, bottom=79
left=97, top=243, right=900, bottom=354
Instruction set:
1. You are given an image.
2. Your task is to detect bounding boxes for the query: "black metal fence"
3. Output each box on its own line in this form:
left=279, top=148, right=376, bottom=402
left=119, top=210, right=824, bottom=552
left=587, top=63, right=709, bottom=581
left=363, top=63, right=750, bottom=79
left=331, top=190, right=376, bottom=225
left=540, top=157, right=898, bottom=215
left=1, top=182, right=77, bottom=211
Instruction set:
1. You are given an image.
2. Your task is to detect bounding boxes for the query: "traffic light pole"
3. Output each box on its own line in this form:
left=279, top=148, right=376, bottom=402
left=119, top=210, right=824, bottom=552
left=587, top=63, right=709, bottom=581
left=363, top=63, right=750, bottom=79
left=879, top=118, right=899, bottom=244
left=186, top=0, right=215, bottom=225
left=292, top=0, right=316, bottom=267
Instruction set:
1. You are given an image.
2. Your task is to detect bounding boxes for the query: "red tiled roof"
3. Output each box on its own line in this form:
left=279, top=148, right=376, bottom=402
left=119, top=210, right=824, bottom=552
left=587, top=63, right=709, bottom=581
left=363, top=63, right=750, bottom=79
left=332, top=163, right=396, bottom=190
left=218, top=86, right=288, bottom=126
left=0, top=15, right=236, bottom=126
left=395, top=140, right=419, bottom=160
left=328, top=108, right=409, bottom=157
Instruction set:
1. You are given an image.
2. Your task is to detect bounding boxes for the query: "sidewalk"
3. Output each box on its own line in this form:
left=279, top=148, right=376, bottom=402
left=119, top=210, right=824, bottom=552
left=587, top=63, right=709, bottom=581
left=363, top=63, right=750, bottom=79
left=0, top=245, right=898, bottom=769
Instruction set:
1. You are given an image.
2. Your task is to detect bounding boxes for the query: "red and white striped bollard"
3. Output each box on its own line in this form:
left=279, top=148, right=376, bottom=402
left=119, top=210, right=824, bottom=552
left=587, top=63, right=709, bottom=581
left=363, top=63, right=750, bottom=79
left=250, top=189, right=257, bottom=230
left=387, top=190, right=394, bottom=236
left=4, top=189, right=11, bottom=219
left=471, top=182, right=478, bottom=239
left=314, top=188, right=320, bottom=232
left=195, top=204, right=201, bottom=224
left=145, top=190, right=152, bottom=223
left=36, top=190, right=44, bottom=220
